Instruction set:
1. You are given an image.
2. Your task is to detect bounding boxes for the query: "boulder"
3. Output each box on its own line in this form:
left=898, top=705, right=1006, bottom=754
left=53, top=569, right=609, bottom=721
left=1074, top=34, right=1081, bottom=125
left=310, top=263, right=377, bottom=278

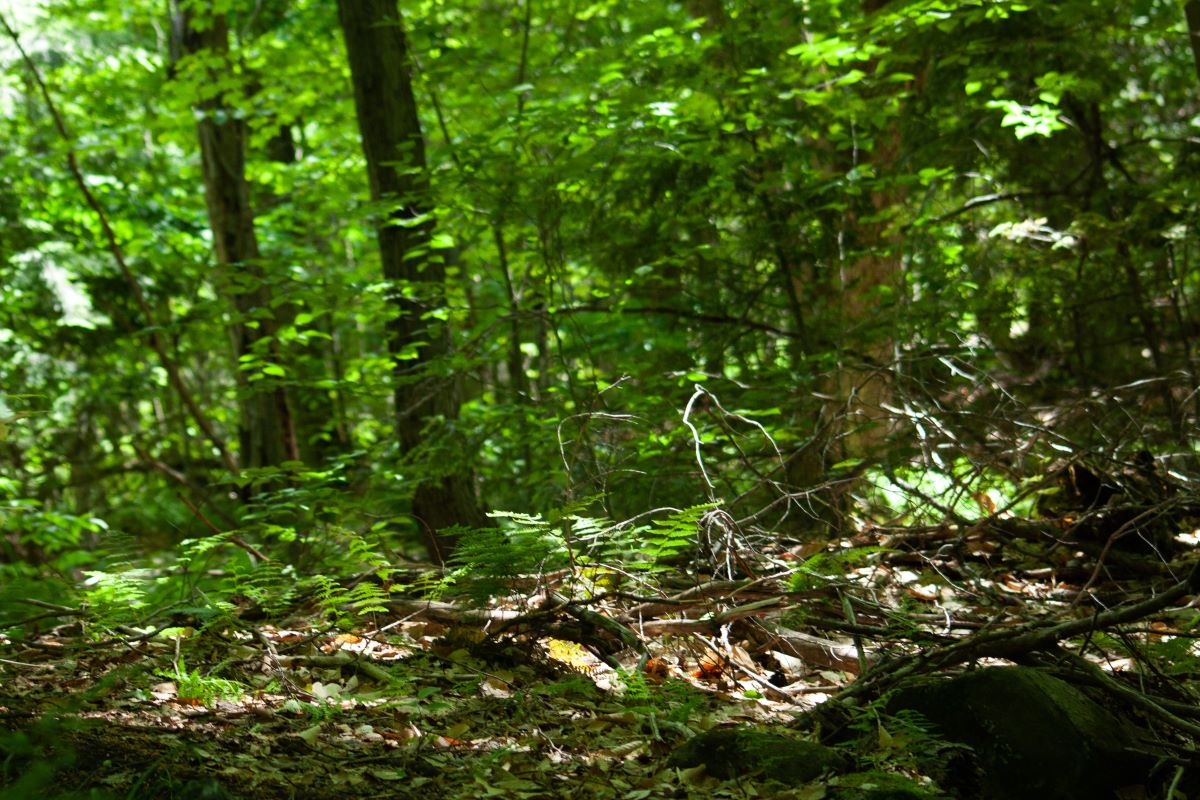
left=889, top=666, right=1144, bottom=799
left=669, top=726, right=849, bottom=783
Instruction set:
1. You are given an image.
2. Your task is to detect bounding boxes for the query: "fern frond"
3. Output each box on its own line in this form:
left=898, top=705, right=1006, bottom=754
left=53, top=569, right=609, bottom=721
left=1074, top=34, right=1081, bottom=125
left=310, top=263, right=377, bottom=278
left=348, top=581, right=389, bottom=616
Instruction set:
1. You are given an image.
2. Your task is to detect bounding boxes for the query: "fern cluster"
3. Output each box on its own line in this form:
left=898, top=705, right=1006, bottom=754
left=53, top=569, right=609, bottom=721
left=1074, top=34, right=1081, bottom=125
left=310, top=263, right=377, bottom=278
left=83, top=568, right=151, bottom=618
left=788, top=546, right=890, bottom=592
left=312, top=573, right=392, bottom=624
left=226, top=560, right=298, bottom=618
left=449, top=503, right=720, bottom=600
left=157, top=656, right=244, bottom=705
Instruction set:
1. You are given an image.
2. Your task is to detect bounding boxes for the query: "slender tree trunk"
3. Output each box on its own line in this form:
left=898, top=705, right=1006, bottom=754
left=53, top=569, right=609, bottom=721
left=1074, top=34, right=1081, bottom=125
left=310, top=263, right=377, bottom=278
left=244, top=78, right=344, bottom=466
left=816, top=0, right=907, bottom=464
left=1185, top=2, right=1200, bottom=82
left=830, top=123, right=903, bottom=458
left=177, top=3, right=297, bottom=470
left=337, top=0, right=488, bottom=561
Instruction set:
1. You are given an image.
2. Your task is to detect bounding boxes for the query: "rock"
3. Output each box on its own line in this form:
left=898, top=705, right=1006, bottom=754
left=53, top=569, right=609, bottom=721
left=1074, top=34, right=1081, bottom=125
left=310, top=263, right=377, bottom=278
left=669, top=726, right=850, bottom=783
left=888, top=666, right=1145, bottom=800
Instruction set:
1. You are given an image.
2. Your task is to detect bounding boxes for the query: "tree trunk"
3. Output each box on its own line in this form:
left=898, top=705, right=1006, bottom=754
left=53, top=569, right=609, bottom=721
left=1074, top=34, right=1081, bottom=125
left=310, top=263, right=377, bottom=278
left=1186, top=2, right=1200, bottom=83
left=178, top=3, right=297, bottom=471
left=337, top=0, right=488, bottom=561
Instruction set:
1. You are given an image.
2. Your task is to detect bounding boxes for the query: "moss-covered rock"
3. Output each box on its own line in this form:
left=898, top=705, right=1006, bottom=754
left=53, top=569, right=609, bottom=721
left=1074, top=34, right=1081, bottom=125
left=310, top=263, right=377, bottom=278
left=669, top=726, right=850, bottom=783
left=888, top=666, right=1145, bottom=800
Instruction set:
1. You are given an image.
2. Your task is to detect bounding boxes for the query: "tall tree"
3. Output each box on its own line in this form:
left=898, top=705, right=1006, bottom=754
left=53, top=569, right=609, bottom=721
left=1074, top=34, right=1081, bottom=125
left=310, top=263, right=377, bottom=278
left=175, top=1, right=297, bottom=470
left=337, top=0, right=488, bottom=560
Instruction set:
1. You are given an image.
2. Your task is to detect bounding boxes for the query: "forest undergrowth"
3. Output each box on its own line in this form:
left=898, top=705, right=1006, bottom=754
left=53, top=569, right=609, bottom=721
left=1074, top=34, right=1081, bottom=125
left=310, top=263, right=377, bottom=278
left=4, top=383, right=1199, bottom=800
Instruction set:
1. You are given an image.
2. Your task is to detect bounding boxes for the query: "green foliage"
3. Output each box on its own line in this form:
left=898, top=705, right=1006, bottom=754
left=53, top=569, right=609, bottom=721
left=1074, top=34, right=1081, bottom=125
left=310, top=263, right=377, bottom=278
left=5, top=8, right=1200, bottom=797
left=0, top=715, right=109, bottom=800
left=178, top=533, right=235, bottom=563
left=346, top=581, right=391, bottom=617
left=309, top=533, right=397, bottom=622
left=639, top=503, right=719, bottom=568
left=313, top=574, right=347, bottom=622
left=225, top=559, right=298, bottom=618
left=83, top=568, right=151, bottom=616
left=157, top=655, right=244, bottom=706
left=449, top=514, right=569, bottom=600
left=5, top=506, right=106, bottom=560
left=451, top=504, right=717, bottom=600
left=867, top=458, right=1037, bottom=524
left=789, top=546, right=891, bottom=593
left=616, top=670, right=707, bottom=730
left=849, top=702, right=966, bottom=779
left=1, top=0, right=1198, bottom=691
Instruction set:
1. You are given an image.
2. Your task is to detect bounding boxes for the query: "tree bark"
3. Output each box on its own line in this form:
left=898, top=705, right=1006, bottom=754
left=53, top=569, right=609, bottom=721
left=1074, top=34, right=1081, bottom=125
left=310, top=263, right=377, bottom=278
left=1186, top=2, right=1200, bottom=83
left=178, top=3, right=297, bottom=471
left=337, top=0, right=488, bottom=561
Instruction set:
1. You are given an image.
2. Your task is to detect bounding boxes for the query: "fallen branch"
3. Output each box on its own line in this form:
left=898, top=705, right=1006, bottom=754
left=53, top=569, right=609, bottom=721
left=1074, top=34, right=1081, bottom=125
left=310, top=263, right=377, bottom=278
left=839, top=558, right=1200, bottom=701
left=274, top=653, right=393, bottom=684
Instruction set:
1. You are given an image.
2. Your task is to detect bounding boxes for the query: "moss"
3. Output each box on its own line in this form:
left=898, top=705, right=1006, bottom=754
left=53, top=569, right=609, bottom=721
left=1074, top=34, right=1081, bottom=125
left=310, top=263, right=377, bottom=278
left=669, top=726, right=850, bottom=783
left=888, top=666, right=1142, bottom=800
left=832, top=770, right=945, bottom=799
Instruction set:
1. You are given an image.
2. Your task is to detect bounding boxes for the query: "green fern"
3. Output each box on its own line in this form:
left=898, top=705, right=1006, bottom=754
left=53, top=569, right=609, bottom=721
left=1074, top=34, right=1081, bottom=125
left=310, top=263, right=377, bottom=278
left=84, top=568, right=150, bottom=616
left=313, top=574, right=347, bottom=621
left=569, top=515, right=648, bottom=567
left=636, top=503, right=718, bottom=568
left=446, top=504, right=722, bottom=600
left=406, top=567, right=463, bottom=601
left=303, top=533, right=403, bottom=622
left=347, top=581, right=390, bottom=616
left=157, top=655, right=243, bottom=705
left=450, top=515, right=564, bottom=600
left=788, top=546, right=891, bottom=592
left=348, top=534, right=392, bottom=581
left=227, top=560, right=298, bottom=617
left=178, top=533, right=234, bottom=565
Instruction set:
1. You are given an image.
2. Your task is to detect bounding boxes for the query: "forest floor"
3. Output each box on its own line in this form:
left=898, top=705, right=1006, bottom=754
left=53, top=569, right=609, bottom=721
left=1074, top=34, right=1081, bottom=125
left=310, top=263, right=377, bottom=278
left=1, top=507, right=1195, bottom=799
left=0, top=574, right=830, bottom=799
